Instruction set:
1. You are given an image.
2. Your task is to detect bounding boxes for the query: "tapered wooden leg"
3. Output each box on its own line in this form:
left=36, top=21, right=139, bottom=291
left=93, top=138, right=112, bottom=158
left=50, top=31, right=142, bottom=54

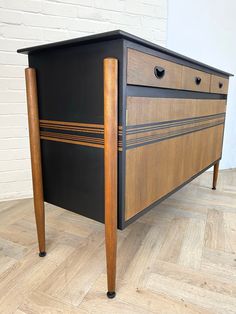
left=104, top=58, right=118, bottom=298
left=25, top=68, right=46, bottom=257
left=212, top=160, right=220, bottom=190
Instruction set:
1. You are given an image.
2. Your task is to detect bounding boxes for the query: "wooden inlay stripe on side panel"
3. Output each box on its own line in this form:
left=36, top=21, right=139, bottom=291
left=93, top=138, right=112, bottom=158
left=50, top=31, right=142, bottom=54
left=39, top=120, right=123, bottom=150
left=125, top=124, right=224, bottom=220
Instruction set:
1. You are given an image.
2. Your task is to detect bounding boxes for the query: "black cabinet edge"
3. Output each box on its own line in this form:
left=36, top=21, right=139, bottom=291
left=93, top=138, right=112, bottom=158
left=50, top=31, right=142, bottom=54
left=17, top=30, right=233, bottom=77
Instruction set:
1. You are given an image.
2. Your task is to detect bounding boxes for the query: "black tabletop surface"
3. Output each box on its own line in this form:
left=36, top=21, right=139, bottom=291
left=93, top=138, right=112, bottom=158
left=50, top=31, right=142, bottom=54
left=17, top=29, right=232, bottom=76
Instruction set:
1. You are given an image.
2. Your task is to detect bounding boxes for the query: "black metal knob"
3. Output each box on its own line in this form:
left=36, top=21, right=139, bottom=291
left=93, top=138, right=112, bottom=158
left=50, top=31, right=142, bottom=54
left=154, top=66, right=165, bottom=79
left=219, top=82, right=223, bottom=89
left=195, top=77, right=201, bottom=85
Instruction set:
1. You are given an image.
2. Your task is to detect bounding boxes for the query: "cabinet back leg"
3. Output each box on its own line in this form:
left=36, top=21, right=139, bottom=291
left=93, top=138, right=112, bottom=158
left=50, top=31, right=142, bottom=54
left=25, top=68, right=46, bottom=257
left=104, top=58, right=118, bottom=298
left=212, top=160, right=220, bottom=190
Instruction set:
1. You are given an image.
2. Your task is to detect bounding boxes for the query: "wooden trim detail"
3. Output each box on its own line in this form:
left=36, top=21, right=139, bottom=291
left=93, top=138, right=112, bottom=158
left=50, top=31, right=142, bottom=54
left=40, top=120, right=103, bottom=128
left=39, top=120, right=123, bottom=151
left=40, top=135, right=104, bottom=149
left=104, top=57, right=118, bottom=297
left=126, top=114, right=225, bottom=149
left=25, top=68, right=46, bottom=255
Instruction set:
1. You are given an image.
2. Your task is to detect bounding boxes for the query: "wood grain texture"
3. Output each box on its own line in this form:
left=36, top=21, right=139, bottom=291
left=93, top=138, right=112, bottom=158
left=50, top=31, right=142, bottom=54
left=25, top=68, right=45, bottom=255
left=125, top=125, right=224, bottom=220
left=127, top=48, right=183, bottom=89
left=39, top=120, right=123, bottom=150
left=40, top=135, right=104, bottom=149
left=212, top=160, right=220, bottom=190
left=127, top=49, right=223, bottom=94
left=126, top=97, right=227, bottom=126
left=126, top=114, right=225, bottom=149
left=0, top=170, right=235, bottom=313
left=210, top=75, right=229, bottom=94
left=104, top=58, right=118, bottom=295
left=182, top=66, right=211, bottom=92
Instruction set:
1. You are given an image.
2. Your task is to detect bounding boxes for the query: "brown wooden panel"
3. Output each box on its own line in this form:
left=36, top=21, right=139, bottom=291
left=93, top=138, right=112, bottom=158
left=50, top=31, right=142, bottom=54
left=126, top=114, right=225, bottom=149
left=182, top=66, right=211, bottom=92
left=126, top=97, right=227, bottom=126
left=210, top=75, right=229, bottom=94
left=125, top=124, right=224, bottom=220
left=127, top=49, right=183, bottom=89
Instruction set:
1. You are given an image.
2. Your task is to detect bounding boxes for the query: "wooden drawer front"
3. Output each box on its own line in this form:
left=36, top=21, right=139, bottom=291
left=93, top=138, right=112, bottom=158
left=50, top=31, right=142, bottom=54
left=182, top=67, right=211, bottom=92
left=211, top=75, right=229, bottom=94
left=127, top=49, right=182, bottom=89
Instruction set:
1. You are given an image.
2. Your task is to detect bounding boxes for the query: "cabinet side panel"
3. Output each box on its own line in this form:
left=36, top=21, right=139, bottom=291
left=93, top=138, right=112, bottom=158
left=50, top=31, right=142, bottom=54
left=41, top=141, right=105, bottom=222
left=28, top=40, right=125, bottom=227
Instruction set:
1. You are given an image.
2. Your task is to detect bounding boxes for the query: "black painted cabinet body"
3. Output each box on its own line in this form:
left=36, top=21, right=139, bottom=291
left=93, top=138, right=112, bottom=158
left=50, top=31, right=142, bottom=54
left=18, top=30, right=231, bottom=230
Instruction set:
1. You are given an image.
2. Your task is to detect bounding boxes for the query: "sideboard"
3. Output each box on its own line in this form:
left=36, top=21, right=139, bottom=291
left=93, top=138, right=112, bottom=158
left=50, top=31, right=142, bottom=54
left=17, top=30, right=232, bottom=298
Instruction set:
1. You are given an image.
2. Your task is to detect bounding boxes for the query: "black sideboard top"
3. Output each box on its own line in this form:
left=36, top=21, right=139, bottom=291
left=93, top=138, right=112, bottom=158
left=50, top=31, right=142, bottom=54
left=17, top=29, right=232, bottom=77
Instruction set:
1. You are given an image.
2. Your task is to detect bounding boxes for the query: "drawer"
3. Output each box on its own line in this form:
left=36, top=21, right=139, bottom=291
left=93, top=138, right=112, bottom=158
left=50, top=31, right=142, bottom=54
left=127, top=48, right=182, bottom=89
left=182, top=67, right=211, bottom=92
left=210, top=75, right=229, bottom=94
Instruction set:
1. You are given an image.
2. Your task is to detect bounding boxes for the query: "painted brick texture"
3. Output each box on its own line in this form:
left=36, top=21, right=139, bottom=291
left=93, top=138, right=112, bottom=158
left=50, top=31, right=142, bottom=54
left=0, top=0, right=167, bottom=200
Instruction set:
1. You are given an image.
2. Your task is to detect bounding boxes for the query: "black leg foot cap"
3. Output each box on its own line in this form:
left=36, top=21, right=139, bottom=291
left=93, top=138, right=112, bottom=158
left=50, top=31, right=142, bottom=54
left=39, top=251, right=47, bottom=257
left=107, top=291, right=116, bottom=299
left=212, top=187, right=216, bottom=190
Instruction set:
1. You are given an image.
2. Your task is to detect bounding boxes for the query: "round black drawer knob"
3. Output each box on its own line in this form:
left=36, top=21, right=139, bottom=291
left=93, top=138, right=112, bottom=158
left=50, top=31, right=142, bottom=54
left=154, top=66, right=165, bottom=79
left=195, top=77, right=202, bottom=85
left=219, top=82, right=223, bottom=88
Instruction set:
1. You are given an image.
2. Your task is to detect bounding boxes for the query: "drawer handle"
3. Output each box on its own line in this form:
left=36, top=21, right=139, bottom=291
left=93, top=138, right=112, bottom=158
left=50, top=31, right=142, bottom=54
left=195, top=77, right=202, bottom=85
left=154, top=66, right=165, bottom=79
left=219, top=82, right=223, bottom=89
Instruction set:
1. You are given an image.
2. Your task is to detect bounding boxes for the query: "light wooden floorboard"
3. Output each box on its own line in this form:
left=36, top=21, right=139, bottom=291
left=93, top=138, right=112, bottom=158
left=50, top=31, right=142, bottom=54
left=0, top=169, right=235, bottom=313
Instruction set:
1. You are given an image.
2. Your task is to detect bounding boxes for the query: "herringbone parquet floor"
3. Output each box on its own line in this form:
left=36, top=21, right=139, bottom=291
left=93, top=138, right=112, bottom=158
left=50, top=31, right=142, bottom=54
left=0, top=169, right=236, bottom=314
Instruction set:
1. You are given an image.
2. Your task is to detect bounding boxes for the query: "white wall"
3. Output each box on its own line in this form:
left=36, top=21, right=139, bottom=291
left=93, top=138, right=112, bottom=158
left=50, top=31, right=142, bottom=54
left=0, top=0, right=167, bottom=201
left=167, top=0, right=236, bottom=169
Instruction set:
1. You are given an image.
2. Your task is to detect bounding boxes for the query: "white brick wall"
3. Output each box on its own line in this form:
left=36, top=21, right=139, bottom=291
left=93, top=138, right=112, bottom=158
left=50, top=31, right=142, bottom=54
left=0, top=0, right=167, bottom=201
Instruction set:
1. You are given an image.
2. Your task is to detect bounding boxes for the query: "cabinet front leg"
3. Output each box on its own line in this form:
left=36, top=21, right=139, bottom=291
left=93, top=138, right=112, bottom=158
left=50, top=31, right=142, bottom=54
left=104, top=58, right=118, bottom=299
left=212, top=160, right=220, bottom=190
left=25, top=68, right=46, bottom=257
